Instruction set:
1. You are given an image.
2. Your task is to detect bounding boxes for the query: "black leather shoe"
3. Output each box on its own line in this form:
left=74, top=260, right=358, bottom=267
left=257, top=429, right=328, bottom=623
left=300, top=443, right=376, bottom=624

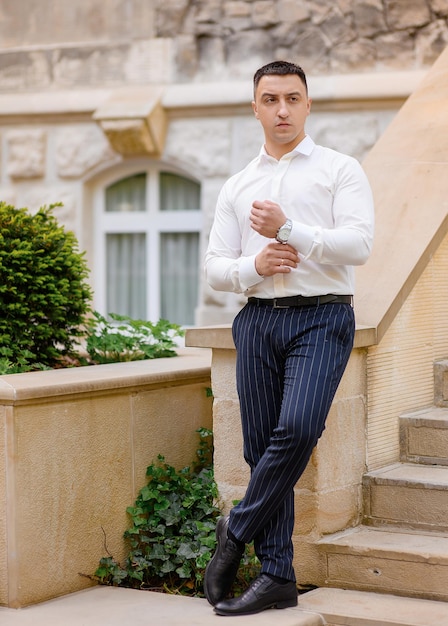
left=204, top=516, right=244, bottom=606
left=214, top=573, right=298, bottom=616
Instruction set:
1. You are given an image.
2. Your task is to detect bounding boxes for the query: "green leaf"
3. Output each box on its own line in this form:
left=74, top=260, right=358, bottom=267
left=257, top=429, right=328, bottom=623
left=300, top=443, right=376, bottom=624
left=176, top=543, right=197, bottom=559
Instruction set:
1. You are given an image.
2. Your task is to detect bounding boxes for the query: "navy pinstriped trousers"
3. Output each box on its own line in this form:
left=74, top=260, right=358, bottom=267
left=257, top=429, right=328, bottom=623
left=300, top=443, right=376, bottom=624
left=229, top=301, right=355, bottom=581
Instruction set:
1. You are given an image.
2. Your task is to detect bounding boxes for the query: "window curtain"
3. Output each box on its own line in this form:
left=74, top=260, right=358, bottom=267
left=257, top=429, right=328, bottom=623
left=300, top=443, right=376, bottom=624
left=105, top=173, right=146, bottom=212
left=160, top=233, right=199, bottom=325
left=160, top=173, right=200, bottom=211
left=106, top=233, right=146, bottom=319
left=105, top=174, right=146, bottom=320
left=159, top=173, right=200, bottom=325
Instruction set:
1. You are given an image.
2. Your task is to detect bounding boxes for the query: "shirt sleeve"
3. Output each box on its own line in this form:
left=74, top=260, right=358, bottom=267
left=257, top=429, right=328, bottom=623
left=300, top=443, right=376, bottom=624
left=204, top=185, right=264, bottom=293
left=289, top=157, right=375, bottom=266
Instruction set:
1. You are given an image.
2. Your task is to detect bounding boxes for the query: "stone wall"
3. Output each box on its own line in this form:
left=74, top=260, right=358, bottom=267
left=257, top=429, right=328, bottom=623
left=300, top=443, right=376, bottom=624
left=0, top=1, right=447, bottom=91
left=0, top=350, right=213, bottom=607
left=171, top=0, right=448, bottom=81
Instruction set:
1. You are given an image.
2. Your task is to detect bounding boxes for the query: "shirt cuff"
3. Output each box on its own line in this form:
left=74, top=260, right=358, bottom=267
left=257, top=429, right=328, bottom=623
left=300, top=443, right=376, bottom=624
left=239, top=255, right=265, bottom=291
left=290, top=222, right=320, bottom=259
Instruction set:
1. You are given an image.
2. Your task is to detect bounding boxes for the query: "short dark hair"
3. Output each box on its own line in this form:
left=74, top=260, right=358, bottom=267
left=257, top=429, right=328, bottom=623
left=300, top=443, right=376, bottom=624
left=253, top=61, right=308, bottom=97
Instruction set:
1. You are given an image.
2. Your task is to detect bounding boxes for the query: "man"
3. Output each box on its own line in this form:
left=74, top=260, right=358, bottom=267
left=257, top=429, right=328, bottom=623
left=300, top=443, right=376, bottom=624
left=203, top=61, right=374, bottom=616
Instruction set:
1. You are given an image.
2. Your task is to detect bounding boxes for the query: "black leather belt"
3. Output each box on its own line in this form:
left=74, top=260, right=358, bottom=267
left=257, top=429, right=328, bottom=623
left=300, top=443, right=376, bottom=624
left=247, top=295, right=352, bottom=308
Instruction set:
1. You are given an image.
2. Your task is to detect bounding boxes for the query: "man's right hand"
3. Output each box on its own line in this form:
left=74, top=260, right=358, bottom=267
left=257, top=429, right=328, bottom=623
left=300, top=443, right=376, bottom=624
left=255, top=243, right=299, bottom=276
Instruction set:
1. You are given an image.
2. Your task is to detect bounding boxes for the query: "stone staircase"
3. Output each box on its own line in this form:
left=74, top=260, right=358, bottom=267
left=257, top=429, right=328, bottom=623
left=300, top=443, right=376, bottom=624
left=319, top=359, right=448, bottom=602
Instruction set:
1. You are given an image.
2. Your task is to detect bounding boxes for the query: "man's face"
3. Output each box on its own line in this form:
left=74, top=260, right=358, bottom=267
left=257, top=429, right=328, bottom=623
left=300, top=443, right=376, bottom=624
left=252, top=73, right=311, bottom=157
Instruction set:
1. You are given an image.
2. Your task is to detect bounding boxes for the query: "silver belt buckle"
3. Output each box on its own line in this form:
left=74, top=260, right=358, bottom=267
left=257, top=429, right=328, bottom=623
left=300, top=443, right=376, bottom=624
left=273, top=298, right=289, bottom=309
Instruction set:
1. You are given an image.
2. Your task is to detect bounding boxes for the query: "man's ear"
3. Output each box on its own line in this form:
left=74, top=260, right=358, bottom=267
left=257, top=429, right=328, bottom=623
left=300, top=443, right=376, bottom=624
left=252, top=100, right=259, bottom=119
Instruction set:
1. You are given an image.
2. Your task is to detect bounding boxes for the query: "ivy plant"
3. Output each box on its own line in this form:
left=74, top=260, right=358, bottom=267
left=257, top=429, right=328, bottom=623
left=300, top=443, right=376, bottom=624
left=95, top=428, right=220, bottom=595
left=94, top=428, right=260, bottom=597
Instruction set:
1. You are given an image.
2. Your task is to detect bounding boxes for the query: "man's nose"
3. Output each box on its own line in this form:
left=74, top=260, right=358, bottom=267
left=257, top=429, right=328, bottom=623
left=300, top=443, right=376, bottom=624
left=277, top=101, right=288, bottom=117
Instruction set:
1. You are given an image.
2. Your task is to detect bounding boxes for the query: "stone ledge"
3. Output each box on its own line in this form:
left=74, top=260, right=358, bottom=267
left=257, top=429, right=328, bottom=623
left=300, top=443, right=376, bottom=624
left=0, top=70, right=426, bottom=119
left=0, top=348, right=211, bottom=404
left=186, top=324, right=376, bottom=350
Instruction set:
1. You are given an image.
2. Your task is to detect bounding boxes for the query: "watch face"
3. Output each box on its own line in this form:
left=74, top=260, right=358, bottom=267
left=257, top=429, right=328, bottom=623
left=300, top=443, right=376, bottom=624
left=277, top=220, right=292, bottom=242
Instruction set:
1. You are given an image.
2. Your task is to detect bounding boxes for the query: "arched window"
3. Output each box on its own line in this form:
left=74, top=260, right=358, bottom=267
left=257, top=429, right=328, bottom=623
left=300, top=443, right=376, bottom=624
left=94, top=168, right=201, bottom=326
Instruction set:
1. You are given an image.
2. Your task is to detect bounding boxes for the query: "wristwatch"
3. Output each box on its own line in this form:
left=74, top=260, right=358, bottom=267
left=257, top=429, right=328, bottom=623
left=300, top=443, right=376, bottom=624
left=276, top=218, right=292, bottom=243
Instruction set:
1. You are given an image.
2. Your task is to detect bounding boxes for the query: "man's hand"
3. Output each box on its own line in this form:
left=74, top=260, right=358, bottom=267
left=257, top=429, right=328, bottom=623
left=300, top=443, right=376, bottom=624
left=250, top=200, right=286, bottom=238
left=255, top=242, right=299, bottom=276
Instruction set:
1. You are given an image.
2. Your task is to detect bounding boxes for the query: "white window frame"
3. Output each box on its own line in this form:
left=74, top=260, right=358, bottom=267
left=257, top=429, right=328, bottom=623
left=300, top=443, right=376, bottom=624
left=93, top=162, right=202, bottom=322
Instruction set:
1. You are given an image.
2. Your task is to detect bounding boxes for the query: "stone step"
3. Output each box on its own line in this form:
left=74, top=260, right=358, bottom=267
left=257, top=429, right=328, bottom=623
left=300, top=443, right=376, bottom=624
left=399, top=405, right=448, bottom=465
left=298, top=587, right=448, bottom=626
left=319, top=526, right=448, bottom=602
left=363, top=462, right=448, bottom=531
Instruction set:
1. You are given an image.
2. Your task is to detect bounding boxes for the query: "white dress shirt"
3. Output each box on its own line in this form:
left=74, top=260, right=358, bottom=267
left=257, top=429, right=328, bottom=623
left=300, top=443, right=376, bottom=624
left=205, top=135, right=374, bottom=298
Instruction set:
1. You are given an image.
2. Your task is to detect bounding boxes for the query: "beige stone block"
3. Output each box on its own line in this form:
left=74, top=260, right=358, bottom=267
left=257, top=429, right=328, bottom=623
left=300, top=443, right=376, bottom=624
left=94, top=88, right=167, bottom=157
left=211, top=349, right=238, bottom=400
left=52, top=46, right=127, bottom=88
left=334, top=348, right=367, bottom=400
left=213, top=398, right=248, bottom=488
left=225, top=1, right=251, bottom=18
left=124, top=38, right=172, bottom=84
left=369, top=483, right=448, bottom=528
left=316, top=486, right=361, bottom=535
left=132, top=382, right=213, bottom=489
left=99, top=119, right=154, bottom=156
left=0, top=51, right=50, bottom=91
left=292, top=536, right=327, bottom=588
left=217, top=483, right=247, bottom=512
left=0, top=2, right=156, bottom=47
left=353, top=0, right=387, bottom=38
left=315, top=396, right=366, bottom=491
left=327, top=553, right=448, bottom=599
left=385, top=0, right=431, bottom=30
left=294, top=490, right=317, bottom=536
left=251, top=1, right=277, bottom=27
left=10, top=394, right=133, bottom=607
left=407, top=425, right=448, bottom=458
left=296, top=456, right=317, bottom=492
left=277, top=0, right=310, bottom=22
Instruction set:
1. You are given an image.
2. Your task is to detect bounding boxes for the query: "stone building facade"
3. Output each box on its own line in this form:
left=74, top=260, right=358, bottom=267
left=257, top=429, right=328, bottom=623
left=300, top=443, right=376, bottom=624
left=0, top=0, right=447, bottom=326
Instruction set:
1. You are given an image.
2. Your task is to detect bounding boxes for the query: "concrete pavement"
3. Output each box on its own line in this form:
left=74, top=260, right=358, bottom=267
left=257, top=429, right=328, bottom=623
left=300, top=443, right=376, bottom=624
left=0, top=586, right=323, bottom=626
left=2, top=585, right=448, bottom=625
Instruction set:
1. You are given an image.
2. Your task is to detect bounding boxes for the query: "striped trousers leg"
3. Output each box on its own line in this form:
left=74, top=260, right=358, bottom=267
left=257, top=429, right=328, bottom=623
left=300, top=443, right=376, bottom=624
left=229, top=301, right=355, bottom=581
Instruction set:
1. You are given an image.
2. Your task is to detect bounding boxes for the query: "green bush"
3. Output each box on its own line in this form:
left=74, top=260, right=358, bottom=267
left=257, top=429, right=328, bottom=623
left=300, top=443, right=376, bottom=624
left=0, top=203, right=92, bottom=373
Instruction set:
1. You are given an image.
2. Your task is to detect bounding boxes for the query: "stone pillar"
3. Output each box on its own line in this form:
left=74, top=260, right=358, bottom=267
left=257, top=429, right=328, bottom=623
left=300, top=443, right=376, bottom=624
left=186, top=326, right=370, bottom=587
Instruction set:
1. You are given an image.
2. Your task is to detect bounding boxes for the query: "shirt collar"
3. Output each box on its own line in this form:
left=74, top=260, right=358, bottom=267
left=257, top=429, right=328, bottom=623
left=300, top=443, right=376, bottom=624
left=258, top=135, right=315, bottom=162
